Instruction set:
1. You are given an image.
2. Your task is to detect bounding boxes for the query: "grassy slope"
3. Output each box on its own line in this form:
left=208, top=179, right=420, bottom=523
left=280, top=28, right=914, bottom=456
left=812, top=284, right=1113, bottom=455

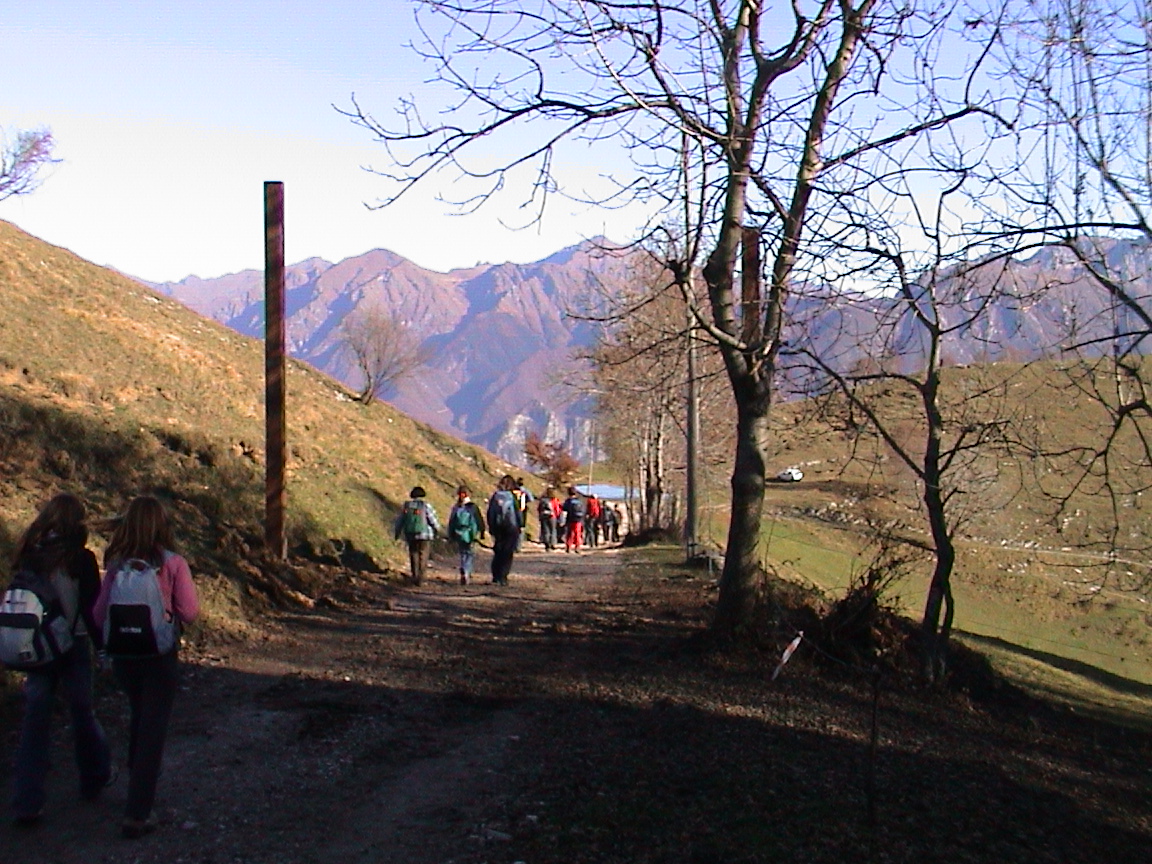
left=0, top=219, right=513, bottom=621
left=693, top=363, right=1152, bottom=716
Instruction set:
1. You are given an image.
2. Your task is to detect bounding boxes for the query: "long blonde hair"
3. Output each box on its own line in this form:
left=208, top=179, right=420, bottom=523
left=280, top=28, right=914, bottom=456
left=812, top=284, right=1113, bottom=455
left=104, top=496, right=174, bottom=567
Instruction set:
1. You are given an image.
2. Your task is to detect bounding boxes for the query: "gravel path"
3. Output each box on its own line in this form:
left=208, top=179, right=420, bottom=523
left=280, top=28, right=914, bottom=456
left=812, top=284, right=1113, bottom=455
left=2, top=541, right=1150, bottom=864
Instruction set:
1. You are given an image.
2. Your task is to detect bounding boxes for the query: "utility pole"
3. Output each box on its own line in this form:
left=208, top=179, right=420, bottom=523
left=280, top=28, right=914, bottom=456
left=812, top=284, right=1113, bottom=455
left=685, top=314, right=700, bottom=561
left=587, top=419, right=595, bottom=491
left=264, top=181, right=287, bottom=560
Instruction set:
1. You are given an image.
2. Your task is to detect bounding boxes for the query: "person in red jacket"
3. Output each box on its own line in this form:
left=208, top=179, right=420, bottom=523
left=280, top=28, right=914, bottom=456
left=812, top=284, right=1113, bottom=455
left=585, top=494, right=603, bottom=548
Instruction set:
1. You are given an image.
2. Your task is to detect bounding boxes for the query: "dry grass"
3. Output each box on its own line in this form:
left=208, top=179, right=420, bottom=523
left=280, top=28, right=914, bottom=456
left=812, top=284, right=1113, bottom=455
left=0, top=219, right=515, bottom=651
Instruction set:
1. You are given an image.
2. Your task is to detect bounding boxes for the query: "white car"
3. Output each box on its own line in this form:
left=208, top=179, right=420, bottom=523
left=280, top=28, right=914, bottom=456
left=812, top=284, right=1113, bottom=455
left=776, top=467, right=804, bottom=482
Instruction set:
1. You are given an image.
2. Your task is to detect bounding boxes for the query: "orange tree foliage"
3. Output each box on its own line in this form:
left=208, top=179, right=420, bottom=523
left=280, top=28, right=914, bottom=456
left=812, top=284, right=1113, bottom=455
left=524, top=431, right=580, bottom=489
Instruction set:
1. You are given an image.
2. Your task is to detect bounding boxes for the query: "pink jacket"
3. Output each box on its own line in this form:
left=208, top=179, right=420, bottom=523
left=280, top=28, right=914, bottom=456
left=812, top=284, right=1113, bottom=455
left=93, top=551, right=200, bottom=627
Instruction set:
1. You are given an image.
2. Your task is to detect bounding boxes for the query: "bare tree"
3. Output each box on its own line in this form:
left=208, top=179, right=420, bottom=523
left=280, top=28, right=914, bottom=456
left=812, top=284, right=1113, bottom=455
left=792, top=209, right=1027, bottom=679
left=347, top=1, right=1002, bottom=635
left=970, top=0, right=1152, bottom=584
left=0, top=127, right=57, bottom=201
left=590, top=255, right=731, bottom=535
left=340, top=304, right=430, bottom=406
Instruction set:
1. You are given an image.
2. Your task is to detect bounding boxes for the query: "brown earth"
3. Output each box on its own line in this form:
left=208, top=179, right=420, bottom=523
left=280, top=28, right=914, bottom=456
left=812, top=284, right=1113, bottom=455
left=1, top=542, right=1150, bottom=864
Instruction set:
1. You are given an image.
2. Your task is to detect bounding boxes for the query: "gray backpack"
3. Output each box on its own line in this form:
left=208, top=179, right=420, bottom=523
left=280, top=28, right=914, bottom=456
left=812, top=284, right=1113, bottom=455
left=0, top=567, right=75, bottom=670
left=102, top=557, right=178, bottom=657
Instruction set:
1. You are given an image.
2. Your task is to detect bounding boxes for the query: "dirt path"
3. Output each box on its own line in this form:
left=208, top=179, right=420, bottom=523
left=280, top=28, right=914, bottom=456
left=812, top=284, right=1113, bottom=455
left=3, top=541, right=1151, bottom=864
left=1, top=543, right=671, bottom=864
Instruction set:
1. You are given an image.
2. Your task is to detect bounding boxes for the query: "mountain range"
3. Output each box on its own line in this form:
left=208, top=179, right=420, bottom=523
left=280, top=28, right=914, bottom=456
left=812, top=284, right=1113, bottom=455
left=152, top=241, right=635, bottom=463
left=152, top=237, right=1152, bottom=463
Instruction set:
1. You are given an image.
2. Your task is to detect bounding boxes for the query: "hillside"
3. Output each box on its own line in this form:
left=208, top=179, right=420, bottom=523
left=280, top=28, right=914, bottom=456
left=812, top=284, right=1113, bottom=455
left=682, top=359, right=1152, bottom=694
left=0, top=219, right=514, bottom=627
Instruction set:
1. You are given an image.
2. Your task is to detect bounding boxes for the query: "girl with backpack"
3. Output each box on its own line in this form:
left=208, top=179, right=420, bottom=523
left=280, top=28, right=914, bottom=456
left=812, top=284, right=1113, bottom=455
left=447, top=485, right=486, bottom=584
left=93, top=495, right=199, bottom=839
left=8, top=494, right=112, bottom=825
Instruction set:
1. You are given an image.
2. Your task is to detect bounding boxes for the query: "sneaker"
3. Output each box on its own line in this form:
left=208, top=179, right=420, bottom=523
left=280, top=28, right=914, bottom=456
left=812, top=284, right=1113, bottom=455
left=121, top=817, right=157, bottom=839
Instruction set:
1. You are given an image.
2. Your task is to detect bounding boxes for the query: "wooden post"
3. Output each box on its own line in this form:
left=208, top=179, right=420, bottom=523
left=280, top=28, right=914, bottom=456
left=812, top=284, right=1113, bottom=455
left=264, top=181, right=287, bottom=560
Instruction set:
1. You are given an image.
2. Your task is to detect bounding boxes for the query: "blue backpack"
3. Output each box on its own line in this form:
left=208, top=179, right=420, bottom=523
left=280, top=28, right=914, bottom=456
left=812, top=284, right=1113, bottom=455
left=488, top=490, right=518, bottom=532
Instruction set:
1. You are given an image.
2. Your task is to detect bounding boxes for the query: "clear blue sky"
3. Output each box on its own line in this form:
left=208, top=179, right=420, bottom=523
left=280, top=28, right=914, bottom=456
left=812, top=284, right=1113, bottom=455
left=0, top=1, right=643, bottom=281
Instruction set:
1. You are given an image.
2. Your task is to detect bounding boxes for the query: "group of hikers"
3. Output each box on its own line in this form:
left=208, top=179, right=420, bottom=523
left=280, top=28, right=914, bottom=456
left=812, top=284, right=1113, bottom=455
left=1, top=493, right=200, bottom=838
left=2, top=477, right=620, bottom=836
left=393, top=475, right=626, bottom=585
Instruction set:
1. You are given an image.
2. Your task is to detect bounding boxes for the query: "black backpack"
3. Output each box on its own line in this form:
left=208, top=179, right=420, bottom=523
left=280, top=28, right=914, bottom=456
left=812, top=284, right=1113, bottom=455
left=0, top=567, right=75, bottom=670
left=564, top=496, right=586, bottom=522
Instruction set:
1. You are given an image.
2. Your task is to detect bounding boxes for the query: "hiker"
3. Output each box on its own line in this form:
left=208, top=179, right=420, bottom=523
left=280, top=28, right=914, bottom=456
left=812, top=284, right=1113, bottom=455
left=447, top=485, right=485, bottom=585
left=537, top=487, right=562, bottom=551
left=562, top=487, right=586, bottom=553
left=93, top=495, right=199, bottom=839
left=612, top=505, right=624, bottom=542
left=511, top=477, right=534, bottom=549
left=393, top=486, right=441, bottom=586
left=600, top=502, right=617, bottom=546
left=486, top=475, right=521, bottom=584
left=6, top=494, right=112, bottom=826
left=585, top=494, right=602, bottom=548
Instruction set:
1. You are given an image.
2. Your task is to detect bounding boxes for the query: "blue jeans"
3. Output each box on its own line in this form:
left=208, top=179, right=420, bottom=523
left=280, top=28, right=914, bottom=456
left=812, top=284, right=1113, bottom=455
left=539, top=517, right=558, bottom=549
left=11, top=637, right=111, bottom=818
left=456, top=540, right=475, bottom=578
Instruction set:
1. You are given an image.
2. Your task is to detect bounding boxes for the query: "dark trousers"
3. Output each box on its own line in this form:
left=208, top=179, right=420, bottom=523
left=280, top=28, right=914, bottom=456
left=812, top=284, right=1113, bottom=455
left=11, top=637, right=111, bottom=818
left=491, top=530, right=518, bottom=584
left=539, top=516, right=558, bottom=549
left=406, top=538, right=431, bottom=585
left=113, top=651, right=179, bottom=821
left=585, top=517, right=600, bottom=546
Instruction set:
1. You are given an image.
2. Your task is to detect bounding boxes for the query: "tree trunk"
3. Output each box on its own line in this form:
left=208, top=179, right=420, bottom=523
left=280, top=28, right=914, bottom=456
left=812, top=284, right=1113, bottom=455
left=638, top=424, right=653, bottom=530
left=920, top=470, right=955, bottom=681
left=651, top=409, right=667, bottom=527
left=713, top=389, right=772, bottom=635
